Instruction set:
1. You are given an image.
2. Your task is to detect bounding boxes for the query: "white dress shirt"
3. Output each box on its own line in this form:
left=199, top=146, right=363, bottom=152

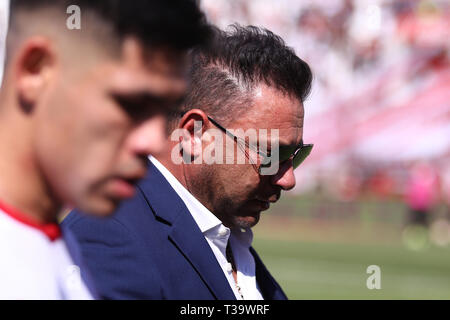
left=150, top=156, right=263, bottom=300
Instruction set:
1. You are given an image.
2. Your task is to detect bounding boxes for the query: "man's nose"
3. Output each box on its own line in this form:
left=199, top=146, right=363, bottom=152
left=270, top=160, right=296, bottom=191
left=129, top=115, right=166, bottom=156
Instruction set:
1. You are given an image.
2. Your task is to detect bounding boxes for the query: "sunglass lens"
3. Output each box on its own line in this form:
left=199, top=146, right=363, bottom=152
left=293, top=144, right=313, bottom=169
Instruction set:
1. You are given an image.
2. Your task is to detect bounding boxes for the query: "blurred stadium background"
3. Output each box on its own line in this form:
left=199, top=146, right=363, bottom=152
left=202, top=0, right=450, bottom=299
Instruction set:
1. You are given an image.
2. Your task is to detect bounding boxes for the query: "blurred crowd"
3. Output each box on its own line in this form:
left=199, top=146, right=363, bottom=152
left=202, top=0, right=450, bottom=206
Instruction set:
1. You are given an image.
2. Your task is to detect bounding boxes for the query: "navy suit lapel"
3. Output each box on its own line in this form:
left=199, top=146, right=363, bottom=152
left=169, top=215, right=236, bottom=300
left=138, top=160, right=236, bottom=300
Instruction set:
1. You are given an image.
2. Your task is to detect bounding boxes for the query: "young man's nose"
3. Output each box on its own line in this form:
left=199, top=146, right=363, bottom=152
left=129, top=115, right=166, bottom=156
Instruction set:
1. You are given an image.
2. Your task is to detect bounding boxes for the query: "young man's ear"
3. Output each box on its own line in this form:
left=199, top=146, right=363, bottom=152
left=15, top=38, right=55, bottom=113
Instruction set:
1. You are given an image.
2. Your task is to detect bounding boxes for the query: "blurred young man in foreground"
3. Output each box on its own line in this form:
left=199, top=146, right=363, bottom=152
left=0, top=0, right=210, bottom=299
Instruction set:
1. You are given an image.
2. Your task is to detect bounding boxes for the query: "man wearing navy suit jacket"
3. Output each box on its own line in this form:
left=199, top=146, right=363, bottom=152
left=63, top=25, right=313, bottom=300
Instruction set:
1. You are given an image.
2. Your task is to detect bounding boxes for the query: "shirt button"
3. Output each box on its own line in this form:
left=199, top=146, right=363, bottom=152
left=218, top=226, right=229, bottom=237
left=226, top=263, right=233, bottom=273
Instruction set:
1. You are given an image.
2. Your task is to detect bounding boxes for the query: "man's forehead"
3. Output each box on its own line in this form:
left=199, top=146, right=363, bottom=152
left=108, top=66, right=187, bottom=96
left=121, top=38, right=189, bottom=77
left=105, top=39, right=188, bottom=98
left=232, top=84, right=305, bottom=147
left=235, top=84, right=304, bottom=129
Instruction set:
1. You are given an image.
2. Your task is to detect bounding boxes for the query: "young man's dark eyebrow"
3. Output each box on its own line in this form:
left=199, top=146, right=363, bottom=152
left=109, top=91, right=186, bottom=108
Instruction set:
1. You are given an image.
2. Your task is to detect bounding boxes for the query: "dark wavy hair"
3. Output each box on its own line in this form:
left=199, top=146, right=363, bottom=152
left=180, top=24, right=313, bottom=124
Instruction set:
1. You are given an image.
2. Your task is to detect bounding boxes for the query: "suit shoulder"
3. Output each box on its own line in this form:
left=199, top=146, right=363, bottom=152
left=62, top=209, right=137, bottom=249
left=62, top=189, right=153, bottom=237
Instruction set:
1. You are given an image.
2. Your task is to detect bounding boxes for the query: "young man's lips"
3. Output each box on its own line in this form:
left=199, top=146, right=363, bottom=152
left=109, top=178, right=138, bottom=199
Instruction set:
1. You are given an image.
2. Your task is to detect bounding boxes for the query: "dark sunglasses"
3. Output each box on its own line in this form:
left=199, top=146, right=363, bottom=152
left=207, top=116, right=313, bottom=175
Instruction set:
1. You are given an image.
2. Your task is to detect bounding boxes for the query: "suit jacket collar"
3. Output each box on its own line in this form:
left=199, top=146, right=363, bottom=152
left=137, top=161, right=236, bottom=300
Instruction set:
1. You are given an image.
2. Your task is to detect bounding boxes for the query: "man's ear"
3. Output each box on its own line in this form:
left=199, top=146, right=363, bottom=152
left=178, top=109, right=208, bottom=159
left=15, top=37, right=56, bottom=113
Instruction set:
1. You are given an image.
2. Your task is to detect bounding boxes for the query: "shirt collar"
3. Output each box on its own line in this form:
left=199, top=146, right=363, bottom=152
left=0, top=199, right=61, bottom=242
left=149, top=156, right=222, bottom=234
